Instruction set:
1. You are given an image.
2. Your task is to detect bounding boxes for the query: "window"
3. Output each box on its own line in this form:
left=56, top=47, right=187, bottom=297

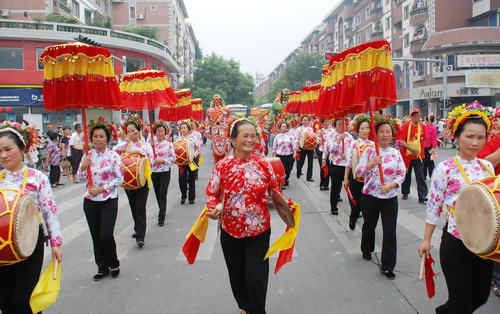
left=404, top=33, right=409, bottom=47
left=366, top=28, right=372, bottom=40
left=125, top=56, right=145, bottom=72
left=0, top=47, right=23, bottom=69
left=151, top=5, right=156, bottom=11
left=130, top=7, right=135, bottom=19
left=404, top=5, right=409, bottom=19
left=72, top=0, right=80, bottom=18
left=386, top=17, right=391, bottom=29
left=356, top=14, right=361, bottom=25
left=356, top=34, right=361, bottom=45
left=366, top=7, right=371, bottom=18
left=36, top=48, right=45, bottom=70
left=415, top=61, right=425, bottom=76
left=96, top=0, right=100, bottom=6
left=151, top=62, right=158, bottom=70
left=394, top=65, right=403, bottom=89
left=404, top=63, right=410, bottom=88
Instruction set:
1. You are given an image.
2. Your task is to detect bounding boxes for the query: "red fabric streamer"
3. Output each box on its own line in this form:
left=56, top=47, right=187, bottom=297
left=322, top=165, right=329, bottom=177
left=425, top=254, right=436, bottom=298
left=274, top=242, right=295, bottom=274
left=179, top=165, right=185, bottom=175
left=343, top=185, right=357, bottom=206
left=296, top=153, right=300, bottom=161
left=182, top=233, right=201, bottom=265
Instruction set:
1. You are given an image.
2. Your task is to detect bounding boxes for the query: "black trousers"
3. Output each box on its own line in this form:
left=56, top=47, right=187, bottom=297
left=296, top=148, right=313, bottom=180
left=437, top=229, right=492, bottom=314
left=152, top=171, right=171, bottom=224
left=124, top=184, right=149, bottom=242
left=179, top=157, right=197, bottom=202
left=316, top=149, right=329, bottom=188
left=361, top=195, right=398, bottom=272
left=423, top=147, right=435, bottom=179
left=276, top=154, right=293, bottom=185
left=348, top=172, right=364, bottom=224
left=71, top=149, right=83, bottom=176
left=221, top=228, right=270, bottom=314
left=329, top=164, right=345, bottom=212
left=49, top=165, right=61, bottom=185
left=402, top=159, right=428, bottom=199
left=83, top=197, right=120, bottom=274
left=0, top=228, right=44, bottom=314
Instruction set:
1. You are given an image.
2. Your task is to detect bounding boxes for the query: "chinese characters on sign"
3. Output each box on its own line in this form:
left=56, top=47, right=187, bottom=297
left=457, top=55, right=500, bottom=68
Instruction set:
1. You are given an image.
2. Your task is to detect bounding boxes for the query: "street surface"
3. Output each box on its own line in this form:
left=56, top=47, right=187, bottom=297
left=43, top=144, right=499, bottom=314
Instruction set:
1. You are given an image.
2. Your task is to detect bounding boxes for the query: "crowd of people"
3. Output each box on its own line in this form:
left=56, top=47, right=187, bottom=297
left=0, top=101, right=499, bottom=313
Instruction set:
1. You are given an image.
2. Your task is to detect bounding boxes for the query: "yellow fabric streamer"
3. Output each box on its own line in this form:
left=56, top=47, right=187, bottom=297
left=186, top=207, right=209, bottom=242
left=198, top=156, right=204, bottom=166
left=264, top=202, right=301, bottom=260
left=30, top=259, right=61, bottom=313
left=144, top=158, right=152, bottom=188
left=188, top=161, right=199, bottom=171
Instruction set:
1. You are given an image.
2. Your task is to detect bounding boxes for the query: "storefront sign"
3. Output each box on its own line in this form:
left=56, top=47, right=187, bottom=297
left=414, top=83, right=498, bottom=99
left=457, top=54, right=500, bottom=68
left=0, top=88, right=43, bottom=106
left=465, top=69, right=500, bottom=88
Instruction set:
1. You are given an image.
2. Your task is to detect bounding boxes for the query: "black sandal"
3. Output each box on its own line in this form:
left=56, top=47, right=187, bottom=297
left=93, top=272, right=109, bottom=281
left=110, top=268, right=120, bottom=278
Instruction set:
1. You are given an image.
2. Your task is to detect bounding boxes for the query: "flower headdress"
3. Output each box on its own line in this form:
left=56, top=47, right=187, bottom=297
left=230, top=117, right=260, bottom=140
left=152, top=120, right=170, bottom=133
left=178, top=119, right=192, bottom=130
left=88, top=117, right=118, bottom=141
left=0, top=120, right=42, bottom=152
left=374, top=114, right=396, bottom=133
left=445, top=101, right=494, bottom=136
left=123, top=114, right=147, bottom=133
left=354, top=114, right=371, bottom=132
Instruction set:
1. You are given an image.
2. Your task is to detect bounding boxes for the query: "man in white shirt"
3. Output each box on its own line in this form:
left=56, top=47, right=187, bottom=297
left=69, top=123, right=84, bottom=183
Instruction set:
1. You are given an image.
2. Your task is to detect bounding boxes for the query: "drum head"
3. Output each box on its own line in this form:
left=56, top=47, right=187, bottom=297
left=265, top=157, right=280, bottom=162
left=299, top=132, right=305, bottom=148
left=271, top=189, right=295, bottom=228
left=455, top=184, right=500, bottom=255
left=137, top=156, right=147, bottom=187
left=187, top=141, right=195, bottom=162
left=351, top=149, right=359, bottom=180
left=15, top=196, right=38, bottom=258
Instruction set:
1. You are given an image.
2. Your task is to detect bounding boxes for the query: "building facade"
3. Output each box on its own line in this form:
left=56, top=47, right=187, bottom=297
left=259, top=0, right=500, bottom=118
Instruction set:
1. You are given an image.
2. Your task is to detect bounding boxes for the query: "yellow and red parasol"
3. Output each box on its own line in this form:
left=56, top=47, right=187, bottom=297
left=39, top=41, right=123, bottom=185
left=191, top=98, right=204, bottom=121
left=158, top=89, right=193, bottom=121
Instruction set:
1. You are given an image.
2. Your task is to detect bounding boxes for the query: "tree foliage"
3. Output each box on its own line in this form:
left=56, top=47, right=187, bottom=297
left=121, top=26, right=160, bottom=40
left=264, top=52, right=326, bottom=103
left=180, top=53, right=255, bottom=109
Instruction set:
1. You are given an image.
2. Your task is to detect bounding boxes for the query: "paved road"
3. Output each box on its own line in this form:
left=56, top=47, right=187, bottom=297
left=42, top=144, right=499, bottom=314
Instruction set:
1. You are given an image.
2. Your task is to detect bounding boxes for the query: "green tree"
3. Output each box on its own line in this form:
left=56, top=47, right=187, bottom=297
left=264, top=52, right=326, bottom=102
left=121, top=26, right=160, bottom=40
left=180, top=53, right=255, bottom=109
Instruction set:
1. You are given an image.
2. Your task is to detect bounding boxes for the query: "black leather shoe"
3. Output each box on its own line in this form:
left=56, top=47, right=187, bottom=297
left=349, top=222, right=355, bottom=231
left=419, top=198, right=428, bottom=204
left=330, top=209, right=338, bottom=215
left=307, top=179, right=314, bottom=182
left=324, top=187, right=329, bottom=190
left=380, top=269, right=396, bottom=280
left=338, top=198, right=343, bottom=202
left=189, top=200, right=195, bottom=204
left=132, top=233, right=137, bottom=238
left=181, top=199, right=186, bottom=205
left=158, top=222, right=165, bottom=227
left=362, top=253, right=371, bottom=261
left=320, top=187, right=325, bottom=191
left=93, top=272, right=109, bottom=281
left=110, top=268, right=120, bottom=278
left=137, top=241, right=145, bottom=248
left=402, top=194, right=409, bottom=200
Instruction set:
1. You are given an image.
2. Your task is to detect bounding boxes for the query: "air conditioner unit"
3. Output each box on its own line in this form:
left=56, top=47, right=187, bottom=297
left=433, top=66, right=441, bottom=73
left=446, top=65, right=453, bottom=71
left=0, top=9, right=10, bottom=17
left=136, top=14, right=144, bottom=20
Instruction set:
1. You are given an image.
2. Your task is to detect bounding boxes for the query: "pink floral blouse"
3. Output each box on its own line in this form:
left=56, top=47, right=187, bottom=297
left=191, top=131, right=203, bottom=156
left=346, top=138, right=374, bottom=167
left=318, top=127, right=334, bottom=153
left=355, top=146, right=406, bottom=199
left=151, top=140, right=176, bottom=173
left=425, top=155, right=494, bottom=240
left=272, top=132, right=294, bottom=156
left=113, top=139, right=154, bottom=162
left=323, top=131, right=354, bottom=167
left=206, top=155, right=280, bottom=238
left=0, top=167, right=62, bottom=247
left=77, top=149, right=124, bottom=201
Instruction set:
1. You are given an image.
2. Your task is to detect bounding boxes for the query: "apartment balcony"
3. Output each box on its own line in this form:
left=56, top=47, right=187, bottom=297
left=410, top=6, right=429, bottom=26
left=371, top=31, right=384, bottom=40
left=345, top=26, right=355, bottom=37
left=371, top=7, right=383, bottom=18
left=410, top=37, right=427, bottom=54
left=325, top=23, right=335, bottom=35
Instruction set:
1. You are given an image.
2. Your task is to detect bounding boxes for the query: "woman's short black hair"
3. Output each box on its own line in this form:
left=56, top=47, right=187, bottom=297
left=0, top=132, right=26, bottom=152
left=230, top=120, right=255, bottom=139
left=49, top=132, right=59, bottom=141
left=356, top=119, right=370, bottom=133
left=180, top=122, right=192, bottom=131
left=375, top=122, right=395, bottom=135
left=154, top=124, right=168, bottom=134
left=454, top=116, right=488, bottom=138
left=90, top=125, right=111, bottom=143
left=125, top=120, right=141, bottom=132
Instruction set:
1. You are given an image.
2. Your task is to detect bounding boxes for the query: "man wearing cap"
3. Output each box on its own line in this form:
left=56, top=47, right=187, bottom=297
left=399, top=108, right=428, bottom=203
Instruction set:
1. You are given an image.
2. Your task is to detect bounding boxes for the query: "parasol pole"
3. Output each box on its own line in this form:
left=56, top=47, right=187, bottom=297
left=81, top=108, right=93, bottom=186
left=149, top=110, right=157, bottom=158
left=341, top=117, right=345, bottom=154
left=368, top=98, right=385, bottom=185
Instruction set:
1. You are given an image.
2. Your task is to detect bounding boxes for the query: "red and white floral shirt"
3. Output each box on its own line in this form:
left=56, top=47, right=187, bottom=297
left=206, top=155, right=280, bottom=238
left=151, top=140, right=176, bottom=173
left=272, top=132, right=294, bottom=156
left=323, top=131, right=354, bottom=167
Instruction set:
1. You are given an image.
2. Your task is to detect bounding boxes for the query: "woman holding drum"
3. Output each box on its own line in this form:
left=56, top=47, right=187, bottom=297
left=0, top=121, right=63, bottom=313
left=272, top=121, right=294, bottom=187
left=113, top=115, right=154, bottom=248
left=418, top=102, right=495, bottom=313
left=206, top=118, right=280, bottom=314
left=150, top=121, right=175, bottom=226
left=176, top=120, right=200, bottom=205
left=344, top=116, right=373, bottom=230
left=295, top=115, right=315, bottom=181
left=317, top=119, right=333, bottom=191
left=78, top=119, right=123, bottom=280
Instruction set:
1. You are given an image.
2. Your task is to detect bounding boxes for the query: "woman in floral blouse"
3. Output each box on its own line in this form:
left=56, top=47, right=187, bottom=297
left=78, top=120, right=123, bottom=280
left=177, top=120, right=201, bottom=205
left=150, top=121, right=175, bottom=226
left=272, top=121, right=294, bottom=187
left=206, top=119, right=280, bottom=314
left=355, top=118, right=406, bottom=280
left=316, top=119, right=333, bottom=190
left=294, top=115, right=315, bottom=181
left=113, top=116, right=154, bottom=248
left=418, top=103, right=495, bottom=313
left=0, top=121, right=63, bottom=313
left=344, top=116, right=373, bottom=230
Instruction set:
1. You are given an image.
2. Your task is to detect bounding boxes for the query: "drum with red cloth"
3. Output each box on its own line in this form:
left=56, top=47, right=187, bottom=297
left=174, top=140, right=194, bottom=166
left=299, top=132, right=317, bottom=150
left=0, top=191, right=38, bottom=266
left=455, top=176, right=500, bottom=262
left=120, top=153, right=148, bottom=190
left=265, top=157, right=285, bottom=185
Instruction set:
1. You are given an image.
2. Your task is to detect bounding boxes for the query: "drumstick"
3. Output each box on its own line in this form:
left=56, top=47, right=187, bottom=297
left=53, top=259, right=58, bottom=280
left=418, top=252, right=426, bottom=281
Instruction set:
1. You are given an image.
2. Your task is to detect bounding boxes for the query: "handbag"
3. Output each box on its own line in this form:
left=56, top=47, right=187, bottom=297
left=60, top=158, right=71, bottom=169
